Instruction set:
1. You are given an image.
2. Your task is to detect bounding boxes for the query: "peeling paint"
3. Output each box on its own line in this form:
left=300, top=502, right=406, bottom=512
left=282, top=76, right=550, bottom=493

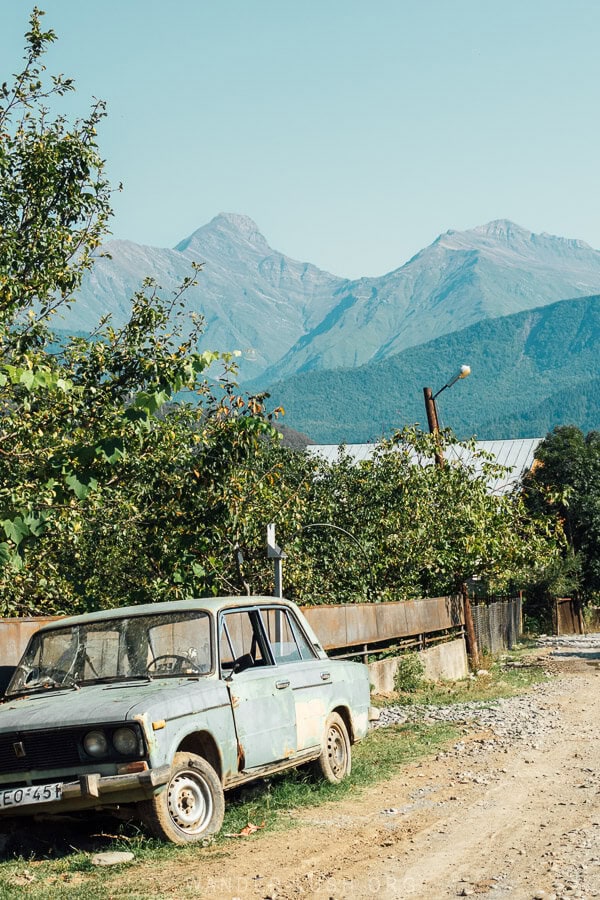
left=0, top=598, right=371, bottom=833
left=295, top=696, right=327, bottom=750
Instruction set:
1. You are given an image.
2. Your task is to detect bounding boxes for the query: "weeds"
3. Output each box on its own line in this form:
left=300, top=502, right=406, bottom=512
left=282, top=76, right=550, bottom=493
left=380, top=644, right=547, bottom=707
left=393, top=651, right=424, bottom=693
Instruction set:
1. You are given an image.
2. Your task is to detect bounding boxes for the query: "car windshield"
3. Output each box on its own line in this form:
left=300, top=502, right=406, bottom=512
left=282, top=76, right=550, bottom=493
left=6, top=611, right=212, bottom=696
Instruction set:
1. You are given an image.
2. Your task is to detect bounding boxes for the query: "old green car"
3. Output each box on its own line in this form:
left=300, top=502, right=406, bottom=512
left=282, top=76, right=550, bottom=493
left=0, top=597, right=372, bottom=843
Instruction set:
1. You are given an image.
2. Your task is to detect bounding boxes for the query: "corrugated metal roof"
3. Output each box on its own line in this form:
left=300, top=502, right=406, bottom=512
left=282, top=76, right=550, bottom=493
left=306, top=438, right=543, bottom=494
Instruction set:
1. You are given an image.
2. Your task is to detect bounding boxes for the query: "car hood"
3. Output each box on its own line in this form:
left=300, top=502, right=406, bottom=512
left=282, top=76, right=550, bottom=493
left=0, top=678, right=229, bottom=731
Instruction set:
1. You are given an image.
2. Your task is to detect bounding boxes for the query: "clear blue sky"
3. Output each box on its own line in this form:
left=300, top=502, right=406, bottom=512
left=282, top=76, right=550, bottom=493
left=2, top=1, right=599, bottom=278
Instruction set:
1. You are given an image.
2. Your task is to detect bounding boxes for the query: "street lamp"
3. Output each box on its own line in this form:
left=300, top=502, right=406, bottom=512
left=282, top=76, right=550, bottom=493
left=422, top=364, right=479, bottom=668
left=423, top=365, right=471, bottom=466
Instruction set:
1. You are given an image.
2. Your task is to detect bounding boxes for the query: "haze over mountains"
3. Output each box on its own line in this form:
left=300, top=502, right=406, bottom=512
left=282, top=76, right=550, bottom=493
left=70, top=214, right=600, bottom=440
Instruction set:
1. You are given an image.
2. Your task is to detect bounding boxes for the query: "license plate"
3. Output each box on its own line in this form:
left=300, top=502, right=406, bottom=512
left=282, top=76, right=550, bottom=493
left=0, top=782, right=63, bottom=809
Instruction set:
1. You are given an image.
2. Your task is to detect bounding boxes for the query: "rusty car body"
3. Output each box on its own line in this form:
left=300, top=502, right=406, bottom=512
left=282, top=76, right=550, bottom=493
left=0, top=596, right=372, bottom=843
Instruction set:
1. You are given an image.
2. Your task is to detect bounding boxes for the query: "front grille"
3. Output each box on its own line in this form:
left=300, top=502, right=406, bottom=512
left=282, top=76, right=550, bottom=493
left=0, top=724, right=146, bottom=775
left=0, top=729, right=81, bottom=774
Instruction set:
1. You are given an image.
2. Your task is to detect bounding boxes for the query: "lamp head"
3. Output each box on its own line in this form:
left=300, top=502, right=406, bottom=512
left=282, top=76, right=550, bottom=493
left=432, top=364, right=471, bottom=398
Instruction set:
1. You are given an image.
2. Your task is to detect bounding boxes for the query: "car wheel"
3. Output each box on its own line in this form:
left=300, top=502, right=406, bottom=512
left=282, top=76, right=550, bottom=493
left=138, top=752, right=224, bottom=844
left=316, top=712, right=352, bottom=783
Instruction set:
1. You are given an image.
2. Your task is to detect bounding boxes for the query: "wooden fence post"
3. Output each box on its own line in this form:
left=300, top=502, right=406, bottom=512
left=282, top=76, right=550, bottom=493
left=461, top=583, right=480, bottom=671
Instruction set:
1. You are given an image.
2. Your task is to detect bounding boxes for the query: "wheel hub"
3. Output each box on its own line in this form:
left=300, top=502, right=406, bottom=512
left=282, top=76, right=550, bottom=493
left=168, top=771, right=213, bottom=832
left=327, top=727, right=345, bottom=775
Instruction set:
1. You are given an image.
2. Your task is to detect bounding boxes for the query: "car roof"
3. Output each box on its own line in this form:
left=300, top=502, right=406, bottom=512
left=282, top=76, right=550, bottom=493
left=36, top=596, right=303, bottom=633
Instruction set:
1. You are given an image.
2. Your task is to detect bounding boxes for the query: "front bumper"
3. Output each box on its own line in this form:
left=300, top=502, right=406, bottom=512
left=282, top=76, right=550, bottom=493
left=0, top=765, right=171, bottom=815
left=62, top=764, right=171, bottom=800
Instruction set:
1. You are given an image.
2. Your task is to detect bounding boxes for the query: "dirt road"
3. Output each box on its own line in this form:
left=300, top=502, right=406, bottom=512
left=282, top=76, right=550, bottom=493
left=119, top=657, right=600, bottom=900
left=113, top=646, right=600, bottom=900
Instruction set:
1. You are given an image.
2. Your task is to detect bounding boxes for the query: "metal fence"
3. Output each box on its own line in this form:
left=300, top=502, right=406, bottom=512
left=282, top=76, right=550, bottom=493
left=0, top=598, right=465, bottom=668
left=302, top=595, right=464, bottom=653
left=471, top=597, right=522, bottom=653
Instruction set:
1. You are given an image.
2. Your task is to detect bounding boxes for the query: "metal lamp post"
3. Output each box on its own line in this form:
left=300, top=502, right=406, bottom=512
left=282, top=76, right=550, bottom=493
left=422, top=364, right=479, bottom=668
left=423, top=365, right=471, bottom=466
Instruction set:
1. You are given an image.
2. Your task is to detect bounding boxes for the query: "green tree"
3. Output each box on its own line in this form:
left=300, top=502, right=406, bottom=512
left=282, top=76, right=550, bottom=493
left=0, top=10, right=279, bottom=615
left=0, top=8, right=112, bottom=343
left=235, top=429, right=561, bottom=606
left=523, top=425, right=600, bottom=601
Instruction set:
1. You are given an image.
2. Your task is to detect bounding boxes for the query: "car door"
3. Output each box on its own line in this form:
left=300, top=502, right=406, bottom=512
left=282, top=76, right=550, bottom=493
left=219, top=608, right=297, bottom=770
left=260, top=606, right=331, bottom=752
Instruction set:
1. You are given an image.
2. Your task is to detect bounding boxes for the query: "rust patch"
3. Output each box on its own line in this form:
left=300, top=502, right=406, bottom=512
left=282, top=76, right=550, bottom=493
left=231, top=694, right=240, bottom=709
left=133, top=713, right=158, bottom=752
left=237, top=740, right=245, bottom=770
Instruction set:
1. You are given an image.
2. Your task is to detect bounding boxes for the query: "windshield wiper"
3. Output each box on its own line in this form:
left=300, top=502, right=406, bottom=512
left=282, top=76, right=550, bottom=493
left=85, top=674, right=154, bottom=685
left=6, top=678, right=81, bottom=700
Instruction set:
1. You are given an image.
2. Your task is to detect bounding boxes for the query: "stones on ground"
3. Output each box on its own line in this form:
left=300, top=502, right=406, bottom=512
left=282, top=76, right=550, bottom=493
left=374, top=681, right=563, bottom=759
left=90, top=851, right=134, bottom=866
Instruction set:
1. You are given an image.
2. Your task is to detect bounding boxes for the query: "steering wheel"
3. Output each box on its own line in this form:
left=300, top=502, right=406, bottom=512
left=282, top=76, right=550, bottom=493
left=146, top=654, right=203, bottom=675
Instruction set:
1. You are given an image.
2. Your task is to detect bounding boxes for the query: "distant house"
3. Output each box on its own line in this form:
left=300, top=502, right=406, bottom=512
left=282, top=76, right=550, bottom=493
left=306, top=438, right=542, bottom=495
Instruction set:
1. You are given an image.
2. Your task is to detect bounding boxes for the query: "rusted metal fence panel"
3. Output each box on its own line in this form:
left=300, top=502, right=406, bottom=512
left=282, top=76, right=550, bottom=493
left=0, top=617, right=58, bottom=666
left=555, top=598, right=584, bottom=635
left=471, top=597, right=522, bottom=653
left=0, top=597, right=465, bottom=663
left=302, top=596, right=464, bottom=651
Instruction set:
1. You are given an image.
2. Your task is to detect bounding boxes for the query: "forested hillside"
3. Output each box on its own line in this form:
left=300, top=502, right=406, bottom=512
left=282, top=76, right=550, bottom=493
left=263, top=295, right=600, bottom=442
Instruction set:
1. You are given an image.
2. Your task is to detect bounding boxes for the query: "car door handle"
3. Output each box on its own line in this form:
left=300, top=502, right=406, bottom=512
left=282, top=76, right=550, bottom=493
left=320, top=672, right=331, bottom=681
left=275, top=679, right=290, bottom=690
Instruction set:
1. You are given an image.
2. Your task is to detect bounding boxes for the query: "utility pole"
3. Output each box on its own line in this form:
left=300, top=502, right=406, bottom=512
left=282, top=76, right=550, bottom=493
left=423, top=365, right=470, bottom=468
left=461, top=582, right=480, bottom=670
left=422, top=365, right=479, bottom=670
left=423, top=386, right=444, bottom=466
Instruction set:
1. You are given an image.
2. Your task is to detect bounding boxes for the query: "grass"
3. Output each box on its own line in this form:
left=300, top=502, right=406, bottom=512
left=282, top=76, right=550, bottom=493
left=0, top=721, right=458, bottom=899
left=378, top=643, right=548, bottom=707
left=0, top=645, right=548, bottom=898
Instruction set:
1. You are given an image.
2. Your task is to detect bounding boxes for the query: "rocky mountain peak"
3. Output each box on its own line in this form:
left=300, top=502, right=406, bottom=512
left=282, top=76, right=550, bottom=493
left=175, top=212, right=270, bottom=254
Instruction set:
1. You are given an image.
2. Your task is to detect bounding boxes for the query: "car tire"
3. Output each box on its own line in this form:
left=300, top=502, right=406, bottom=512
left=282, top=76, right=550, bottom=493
left=315, top=712, right=352, bottom=784
left=138, top=752, right=224, bottom=844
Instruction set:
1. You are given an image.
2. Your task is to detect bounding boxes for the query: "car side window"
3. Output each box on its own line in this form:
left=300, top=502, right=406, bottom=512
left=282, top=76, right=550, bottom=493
left=146, top=615, right=212, bottom=674
left=262, top=608, right=316, bottom=664
left=219, top=610, right=270, bottom=674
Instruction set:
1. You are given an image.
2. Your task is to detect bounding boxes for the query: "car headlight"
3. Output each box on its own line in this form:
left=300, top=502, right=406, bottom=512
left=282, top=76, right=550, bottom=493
left=112, top=727, right=139, bottom=756
left=83, top=730, right=109, bottom=757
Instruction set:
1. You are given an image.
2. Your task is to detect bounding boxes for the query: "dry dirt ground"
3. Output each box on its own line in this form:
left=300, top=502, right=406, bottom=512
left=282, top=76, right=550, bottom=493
left=108, top=649, right=600, bottom=900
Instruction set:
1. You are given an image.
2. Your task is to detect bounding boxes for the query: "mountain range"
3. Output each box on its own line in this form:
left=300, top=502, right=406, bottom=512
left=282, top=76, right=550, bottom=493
left=69, top=214, right=600, bottom=440
left=74, top=215, right=600, bottom=385
left=74, top=213, right=345, bottom=381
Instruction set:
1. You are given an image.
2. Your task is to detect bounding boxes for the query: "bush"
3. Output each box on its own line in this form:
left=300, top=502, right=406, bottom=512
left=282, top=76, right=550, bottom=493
left=394, top=652, right=424, bottom=693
